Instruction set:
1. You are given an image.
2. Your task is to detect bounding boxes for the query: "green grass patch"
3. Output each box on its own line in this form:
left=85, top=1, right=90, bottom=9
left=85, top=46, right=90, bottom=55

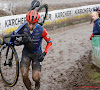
left=92, top=72, right=100, bottom=79
left=88, top=64, right=100, bottom=83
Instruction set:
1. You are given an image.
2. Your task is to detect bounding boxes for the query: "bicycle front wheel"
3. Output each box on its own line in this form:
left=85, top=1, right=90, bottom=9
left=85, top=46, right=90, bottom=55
left=0, top=45, right=19, bottom=87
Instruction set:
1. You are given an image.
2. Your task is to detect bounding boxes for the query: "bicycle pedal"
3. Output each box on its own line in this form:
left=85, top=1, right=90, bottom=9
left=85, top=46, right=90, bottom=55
left=9, top=63, right=12, bottom=67
left=8, top=60, right=12, bottom=67
left=4, top=61, right=7, bottom=66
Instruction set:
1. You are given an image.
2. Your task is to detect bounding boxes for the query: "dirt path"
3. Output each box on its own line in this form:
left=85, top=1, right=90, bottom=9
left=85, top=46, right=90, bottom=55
left=0, top=22, right=93, bottom=90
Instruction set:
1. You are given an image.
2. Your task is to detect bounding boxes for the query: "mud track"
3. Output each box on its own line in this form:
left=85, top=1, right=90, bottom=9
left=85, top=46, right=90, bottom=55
left=0, top=1, right=100, bottom=89
left=0, top=22, right=96, bottom=90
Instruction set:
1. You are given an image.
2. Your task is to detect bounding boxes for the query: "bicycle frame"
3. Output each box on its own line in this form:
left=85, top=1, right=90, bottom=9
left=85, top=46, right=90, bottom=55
left=0, top=41, right=15, bottom=67
left=5, top=42, right=15, bottom=66
left=6, top=42, right=15, bottom=58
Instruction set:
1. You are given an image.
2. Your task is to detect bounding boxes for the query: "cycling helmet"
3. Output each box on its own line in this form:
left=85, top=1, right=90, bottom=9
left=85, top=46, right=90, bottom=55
left=26, top=10, right=40, bottom=23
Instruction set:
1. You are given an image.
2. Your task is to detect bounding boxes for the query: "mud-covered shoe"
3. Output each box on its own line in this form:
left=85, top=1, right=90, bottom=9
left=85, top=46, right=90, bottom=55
left=35, top=82, right=40, bottom=90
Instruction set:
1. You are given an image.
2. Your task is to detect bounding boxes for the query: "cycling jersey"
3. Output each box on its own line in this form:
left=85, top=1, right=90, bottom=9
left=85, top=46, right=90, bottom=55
left=93, top=18, right=100, bottom=35
left=12, top=22, right=52, bottom=53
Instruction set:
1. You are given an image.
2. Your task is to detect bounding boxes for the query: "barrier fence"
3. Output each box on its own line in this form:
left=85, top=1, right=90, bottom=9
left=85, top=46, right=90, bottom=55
left=92, top=36, right=100, bottom=68
left=0, top=4, right=100, bottom=35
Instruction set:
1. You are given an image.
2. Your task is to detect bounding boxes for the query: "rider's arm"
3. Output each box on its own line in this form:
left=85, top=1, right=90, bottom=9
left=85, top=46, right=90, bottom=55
left=42, top=27, right=52, bottom=53
left=9, top=24, right=25, bottom=45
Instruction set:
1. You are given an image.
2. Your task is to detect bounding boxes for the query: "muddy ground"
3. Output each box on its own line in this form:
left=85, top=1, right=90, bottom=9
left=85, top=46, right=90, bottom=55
left=0, top=1, right=100, bottom=90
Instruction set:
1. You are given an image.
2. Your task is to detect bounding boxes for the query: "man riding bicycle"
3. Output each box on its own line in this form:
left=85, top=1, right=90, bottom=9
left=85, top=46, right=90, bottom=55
left=11, top=10, right=52, bottom=90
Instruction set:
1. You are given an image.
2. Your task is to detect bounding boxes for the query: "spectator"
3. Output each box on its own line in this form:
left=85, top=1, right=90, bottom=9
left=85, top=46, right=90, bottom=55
left=90, top=12, right=100, bottom=40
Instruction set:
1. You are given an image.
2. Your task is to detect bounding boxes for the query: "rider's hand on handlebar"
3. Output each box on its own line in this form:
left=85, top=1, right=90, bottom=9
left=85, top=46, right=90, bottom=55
left=90, top=34, right=94, bottom=40
left=14, top=36, right=29, bottom=45
left=13, top=37, right=23, bottom=46
left=22, top=35, right=30, bottom=44
left=14, top=41, right=20, bottom=46
left=22, top=34, right=32, bottom=44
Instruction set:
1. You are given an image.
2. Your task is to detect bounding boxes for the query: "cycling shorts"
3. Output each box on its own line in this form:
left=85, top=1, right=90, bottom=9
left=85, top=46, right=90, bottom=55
left=20, top=48, right=42, bottom=71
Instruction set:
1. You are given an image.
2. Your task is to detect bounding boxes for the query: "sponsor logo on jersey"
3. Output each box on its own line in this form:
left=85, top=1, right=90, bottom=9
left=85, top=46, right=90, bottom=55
left=46, top=34, right=50, bottom=38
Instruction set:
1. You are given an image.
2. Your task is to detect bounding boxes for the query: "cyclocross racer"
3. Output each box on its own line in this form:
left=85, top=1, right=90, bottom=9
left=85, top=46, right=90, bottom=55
left=11, top=10, right=52, bottom=90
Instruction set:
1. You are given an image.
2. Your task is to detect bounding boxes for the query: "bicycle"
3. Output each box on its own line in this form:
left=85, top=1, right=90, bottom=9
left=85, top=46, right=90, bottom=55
left=0, top=0, right=48, bottom=87
left=0, top=34, right=25, bottom=87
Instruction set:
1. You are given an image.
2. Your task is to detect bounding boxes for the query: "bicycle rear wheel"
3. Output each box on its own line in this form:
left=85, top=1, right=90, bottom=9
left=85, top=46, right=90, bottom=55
left=0, top=45, right=19, bottom=87
left=37, top=4, right=48, bottom=26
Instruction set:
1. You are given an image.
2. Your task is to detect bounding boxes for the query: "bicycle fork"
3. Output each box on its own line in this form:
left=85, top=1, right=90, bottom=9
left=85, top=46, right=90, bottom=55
left=4, top=46, right=14, bottom=67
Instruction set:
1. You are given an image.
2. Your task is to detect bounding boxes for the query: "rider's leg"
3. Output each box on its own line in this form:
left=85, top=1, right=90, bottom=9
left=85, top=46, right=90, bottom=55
left=20, top=49, right=32, bottom=90
left=32, top=70, right=41, bottom=90
left=32, top=58, right=42, bottom=90
left=30, top=51, right=42, bottom=90
left=20, top=67, right=32, bottom=90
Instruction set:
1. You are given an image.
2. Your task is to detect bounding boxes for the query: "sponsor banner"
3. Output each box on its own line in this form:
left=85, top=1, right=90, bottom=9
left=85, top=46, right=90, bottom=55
left=0, top=4, right=100, bottom=35
left=0, top=14, right=26, bottom=34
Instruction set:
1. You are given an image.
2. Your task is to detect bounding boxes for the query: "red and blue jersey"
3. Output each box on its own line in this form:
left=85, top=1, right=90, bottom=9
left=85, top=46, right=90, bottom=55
left=14, top=23, right=52, bottom=53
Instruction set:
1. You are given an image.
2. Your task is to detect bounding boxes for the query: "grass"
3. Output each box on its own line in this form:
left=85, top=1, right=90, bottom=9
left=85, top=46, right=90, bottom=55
left=92, top=72, right=100, bottom=79
left=88, top=64, right=100, bottom=83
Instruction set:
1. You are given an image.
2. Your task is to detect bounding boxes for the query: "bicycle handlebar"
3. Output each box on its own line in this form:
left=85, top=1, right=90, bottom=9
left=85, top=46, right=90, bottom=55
left=3, top=34, right=28, bottom=45
left=11, top=34, right=26, bottom=38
